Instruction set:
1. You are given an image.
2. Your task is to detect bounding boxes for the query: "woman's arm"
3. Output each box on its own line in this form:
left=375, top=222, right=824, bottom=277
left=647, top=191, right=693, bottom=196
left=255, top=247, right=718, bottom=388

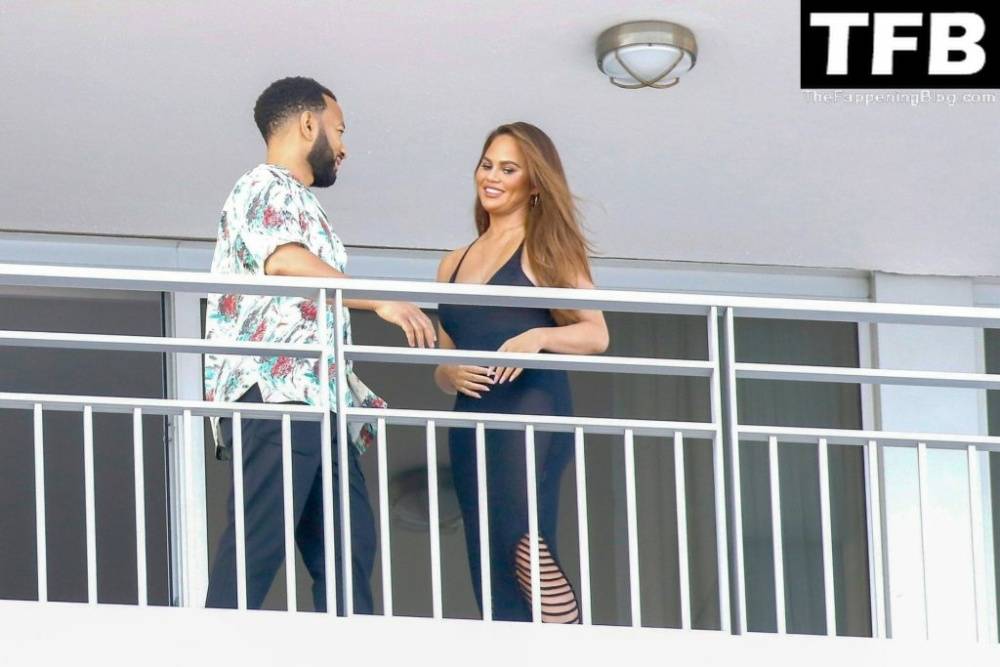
left=491, top=274, right=609, bottom=383
left=536, top=308, right=609, bottom=355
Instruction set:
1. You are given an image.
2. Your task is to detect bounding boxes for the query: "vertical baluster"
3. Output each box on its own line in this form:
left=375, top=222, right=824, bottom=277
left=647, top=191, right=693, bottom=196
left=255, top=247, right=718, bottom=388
left=181, top=408, right=194, bottom=604
left=574, top=427, right=592, bottom=625
left=333, top=289, right=353, bottom=615
left=708, top=306, right=732, bottom=633
left=232, top=413, right=248, bottom=611
left=675, top=432, right=691, bottom=630
left=83, top=406, right=97, bottom=604
left=769, top=435, right=785, bottom=634
left=818, top=438, right=835, bottom=636
left=525, top=425, right=542, bottom=623
left=967, top=444, right=986, bottom=642
left=33, top=404, right=47, bottom=603
left=133, top=408, right=147, bottom=607
left=624, top=428, right=641, bottom=628
left=427, top=421, right=443, bottom=619
left=723, top=307, right=746, bottom=634
left=917, top=442, right=930, bottom=640
left=865, top=440, right=888, bottom=638
left=980, top=446, right=1000, bottom=644
left=171, top=413, right=187, bottom=606
left=377, top=418, right=393, bottom=617
left=317, top=288, right=337, bottom=614
left=476, top=422, right=492, bottom=621
left=281, top=414, right=296, bottom=612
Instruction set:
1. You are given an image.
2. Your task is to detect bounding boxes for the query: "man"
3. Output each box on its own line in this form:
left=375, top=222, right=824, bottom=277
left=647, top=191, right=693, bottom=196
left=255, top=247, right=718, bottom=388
left=204, top=76, right=435, bottom=612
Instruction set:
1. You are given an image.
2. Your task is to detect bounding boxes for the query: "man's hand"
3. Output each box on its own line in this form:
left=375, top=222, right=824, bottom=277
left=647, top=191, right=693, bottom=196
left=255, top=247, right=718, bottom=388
left=373, top=301, right=437, bottom=348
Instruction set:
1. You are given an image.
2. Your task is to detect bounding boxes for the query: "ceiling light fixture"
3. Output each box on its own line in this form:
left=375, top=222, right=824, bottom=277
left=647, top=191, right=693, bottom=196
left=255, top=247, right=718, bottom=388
left=596, top=20, right=698, bottom=89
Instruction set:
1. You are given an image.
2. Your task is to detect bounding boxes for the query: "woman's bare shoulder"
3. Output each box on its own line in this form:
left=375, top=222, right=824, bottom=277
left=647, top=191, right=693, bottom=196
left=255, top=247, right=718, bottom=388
left=436, top=244, right=473, bottom=282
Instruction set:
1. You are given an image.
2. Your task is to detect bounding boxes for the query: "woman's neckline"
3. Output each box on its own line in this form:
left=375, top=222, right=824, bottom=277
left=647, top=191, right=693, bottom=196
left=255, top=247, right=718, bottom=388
left=450, top=237, right=527, bottom=286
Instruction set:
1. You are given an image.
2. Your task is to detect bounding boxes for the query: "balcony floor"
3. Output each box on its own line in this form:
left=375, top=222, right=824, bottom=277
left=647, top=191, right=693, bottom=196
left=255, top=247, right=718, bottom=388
left=1, top=600, right=999, bottom=666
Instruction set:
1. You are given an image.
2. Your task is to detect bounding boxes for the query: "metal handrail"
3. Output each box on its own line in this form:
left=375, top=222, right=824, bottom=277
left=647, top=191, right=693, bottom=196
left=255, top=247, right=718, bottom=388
left=4, top=261, right=1000, bottom=325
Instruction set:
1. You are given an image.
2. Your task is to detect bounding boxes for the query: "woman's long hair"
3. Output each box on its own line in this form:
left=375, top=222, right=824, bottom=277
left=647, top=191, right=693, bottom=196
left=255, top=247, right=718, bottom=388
left=473, top=122, right=594, bottom=325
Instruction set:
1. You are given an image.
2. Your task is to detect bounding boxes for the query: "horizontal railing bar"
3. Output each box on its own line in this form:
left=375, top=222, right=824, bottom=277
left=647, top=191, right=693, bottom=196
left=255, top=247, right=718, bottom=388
left=737, top=362, right=1000, bottom=390
left=346, top=407, right=717, bottom=437
left=8, top=262, right=1000, bottom=326
left=739, top=425, right=1000, bottom=449
left=15, top=331, right=1000, bottom=392
left=12, top=332, right=1000, bottom=390
left=9, top=391, right=1000, bottom=449
left=0, top=330, right=322, bottom=358
left=0, top=393, right=325, bottom=420
left=346, top=345, right=713, bottom=376
left=0, top=331, right=711, bottom=377
left=0, top=263, right=323, bottom=298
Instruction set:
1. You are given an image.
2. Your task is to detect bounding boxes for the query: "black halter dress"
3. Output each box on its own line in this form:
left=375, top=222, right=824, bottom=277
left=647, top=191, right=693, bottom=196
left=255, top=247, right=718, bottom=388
left=438, top=240, right=575, bottom=622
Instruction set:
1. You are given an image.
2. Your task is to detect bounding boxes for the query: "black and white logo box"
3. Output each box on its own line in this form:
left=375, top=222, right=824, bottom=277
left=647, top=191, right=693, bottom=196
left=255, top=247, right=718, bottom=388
left=801, top=1, right=1000, bottom=88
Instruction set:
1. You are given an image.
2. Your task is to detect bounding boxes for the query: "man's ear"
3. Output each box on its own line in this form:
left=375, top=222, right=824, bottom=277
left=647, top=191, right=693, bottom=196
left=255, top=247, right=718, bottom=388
left=298, top=110, right=317, bottom=141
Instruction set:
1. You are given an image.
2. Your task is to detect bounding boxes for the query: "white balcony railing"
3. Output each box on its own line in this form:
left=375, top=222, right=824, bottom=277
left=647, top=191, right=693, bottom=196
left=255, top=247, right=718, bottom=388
left=2, top=262, right=1000, bottom=641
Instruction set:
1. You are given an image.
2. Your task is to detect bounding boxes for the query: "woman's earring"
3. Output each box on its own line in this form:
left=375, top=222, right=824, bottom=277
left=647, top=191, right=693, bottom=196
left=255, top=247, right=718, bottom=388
left=530, top=193, right=540, bottom=208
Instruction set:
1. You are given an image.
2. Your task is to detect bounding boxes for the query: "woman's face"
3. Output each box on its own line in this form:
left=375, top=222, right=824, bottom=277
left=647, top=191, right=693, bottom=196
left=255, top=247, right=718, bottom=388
left=476, top=134, right=535, bottom=216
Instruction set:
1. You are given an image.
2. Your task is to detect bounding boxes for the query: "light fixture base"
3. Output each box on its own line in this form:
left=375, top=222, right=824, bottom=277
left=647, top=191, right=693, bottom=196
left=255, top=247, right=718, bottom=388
left=596, top=20, right=698, bottom=90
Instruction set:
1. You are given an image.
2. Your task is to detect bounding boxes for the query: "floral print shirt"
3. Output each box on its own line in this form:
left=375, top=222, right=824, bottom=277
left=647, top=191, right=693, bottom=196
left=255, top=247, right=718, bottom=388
left=204, top=163, right=385, bottom=458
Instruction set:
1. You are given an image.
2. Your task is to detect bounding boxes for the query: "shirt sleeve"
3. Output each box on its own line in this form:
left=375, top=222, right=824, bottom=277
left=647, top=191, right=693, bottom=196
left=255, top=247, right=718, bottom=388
left=236, top=179, right=311, bottom=274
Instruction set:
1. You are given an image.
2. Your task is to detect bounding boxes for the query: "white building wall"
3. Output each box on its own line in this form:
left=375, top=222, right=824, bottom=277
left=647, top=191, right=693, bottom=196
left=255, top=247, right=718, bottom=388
left=872, top=273, right=991, bottom=641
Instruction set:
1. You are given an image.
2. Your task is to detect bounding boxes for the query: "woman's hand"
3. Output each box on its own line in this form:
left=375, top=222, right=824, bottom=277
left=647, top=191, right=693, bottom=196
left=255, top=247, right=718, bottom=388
left=440, top=364, right=495, bottom=399
left=490, top=328, right=548, bottom=384
left=373, top=301, right=437, bottom=348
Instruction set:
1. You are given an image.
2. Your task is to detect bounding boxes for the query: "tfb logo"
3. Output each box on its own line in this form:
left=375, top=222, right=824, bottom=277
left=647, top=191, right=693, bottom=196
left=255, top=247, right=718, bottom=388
left=801, top=1, right=1000, bottom=88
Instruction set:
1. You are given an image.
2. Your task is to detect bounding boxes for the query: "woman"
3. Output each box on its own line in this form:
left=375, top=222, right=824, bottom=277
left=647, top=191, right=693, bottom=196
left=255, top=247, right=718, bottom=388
left=435, top=123, right=609, bottom=623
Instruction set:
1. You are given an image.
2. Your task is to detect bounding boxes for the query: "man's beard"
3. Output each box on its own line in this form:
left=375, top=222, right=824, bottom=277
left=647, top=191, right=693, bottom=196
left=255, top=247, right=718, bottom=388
left=307, top=127, right=338, bottom=188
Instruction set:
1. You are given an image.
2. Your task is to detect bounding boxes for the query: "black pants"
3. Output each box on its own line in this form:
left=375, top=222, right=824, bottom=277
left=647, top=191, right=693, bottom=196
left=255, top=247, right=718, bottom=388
left=205, top=385, right=375, bottom=613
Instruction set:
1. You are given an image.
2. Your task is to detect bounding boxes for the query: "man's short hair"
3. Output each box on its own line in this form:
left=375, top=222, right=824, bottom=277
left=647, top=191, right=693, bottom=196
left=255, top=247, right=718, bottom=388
left=253, top=77, right=337, bottom=142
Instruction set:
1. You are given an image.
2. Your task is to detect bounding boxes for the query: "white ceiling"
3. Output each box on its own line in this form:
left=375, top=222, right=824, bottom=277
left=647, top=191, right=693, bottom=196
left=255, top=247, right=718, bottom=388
left=1, top=0, right=998, bottom=276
